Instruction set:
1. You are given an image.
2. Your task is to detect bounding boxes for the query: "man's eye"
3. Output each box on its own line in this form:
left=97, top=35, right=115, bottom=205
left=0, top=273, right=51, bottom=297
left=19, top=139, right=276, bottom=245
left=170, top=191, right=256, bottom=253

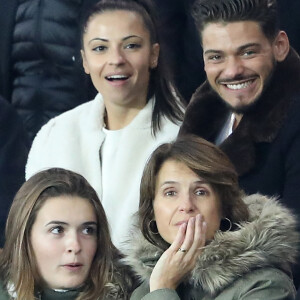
left=243, top=50, right=255, bottom=56
left=50, top=226, right=64, bottom=234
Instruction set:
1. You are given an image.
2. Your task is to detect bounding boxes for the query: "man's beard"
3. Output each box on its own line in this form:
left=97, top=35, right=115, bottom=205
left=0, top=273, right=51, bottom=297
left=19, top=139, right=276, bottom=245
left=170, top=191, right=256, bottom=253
left=216, top=59, right=277, bottom=114
left=224, top=94, right=261, bottom=114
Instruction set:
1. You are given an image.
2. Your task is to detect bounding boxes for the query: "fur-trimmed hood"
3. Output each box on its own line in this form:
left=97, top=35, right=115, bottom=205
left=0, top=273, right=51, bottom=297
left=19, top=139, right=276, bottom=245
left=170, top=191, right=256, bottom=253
left=179, top=48, right=300, bottom=176
left=124, top=194, right=299, bottom=296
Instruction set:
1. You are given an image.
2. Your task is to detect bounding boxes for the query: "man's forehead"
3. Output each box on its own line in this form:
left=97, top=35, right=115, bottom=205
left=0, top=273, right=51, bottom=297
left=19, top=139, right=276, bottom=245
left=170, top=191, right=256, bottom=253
left=201, top=21, right=269, bottom=49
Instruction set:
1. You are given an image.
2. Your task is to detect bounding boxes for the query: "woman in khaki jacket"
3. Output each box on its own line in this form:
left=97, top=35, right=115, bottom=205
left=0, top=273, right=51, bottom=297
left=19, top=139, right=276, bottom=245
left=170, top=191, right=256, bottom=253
left=125, top=135, right=299, bottom=300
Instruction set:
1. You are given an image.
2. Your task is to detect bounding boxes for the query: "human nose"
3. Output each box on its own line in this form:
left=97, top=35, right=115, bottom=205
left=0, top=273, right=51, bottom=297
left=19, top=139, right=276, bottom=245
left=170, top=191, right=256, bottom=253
left=178, top=194, right=196, bottom=213
left=108, top=47, right=126, bottom=66
left=66, top=232, right=81, bottom=254
left=223, top=56, right=244, bottom=79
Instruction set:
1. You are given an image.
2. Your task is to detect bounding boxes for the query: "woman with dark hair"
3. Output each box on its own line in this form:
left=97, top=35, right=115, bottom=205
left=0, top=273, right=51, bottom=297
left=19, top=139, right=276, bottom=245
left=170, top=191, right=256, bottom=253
left=0, top=168, right=134, bottom=300
left=26, top=0, right=185, bottom=248
left=125, top=135, right=299, bottom=299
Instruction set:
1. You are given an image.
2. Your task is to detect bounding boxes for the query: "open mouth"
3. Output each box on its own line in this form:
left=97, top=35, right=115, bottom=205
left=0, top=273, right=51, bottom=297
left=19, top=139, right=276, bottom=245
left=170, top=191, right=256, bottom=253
left=219, top=76, right=257, bottom=91
left=105, top=75, right=129, bottom=82
left=225, top=79, right=255, bottom=90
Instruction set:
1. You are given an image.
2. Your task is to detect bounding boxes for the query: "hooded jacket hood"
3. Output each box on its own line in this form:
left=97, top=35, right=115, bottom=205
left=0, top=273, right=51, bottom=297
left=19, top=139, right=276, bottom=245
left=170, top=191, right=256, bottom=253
left=124, top=194, right=299, bottom=296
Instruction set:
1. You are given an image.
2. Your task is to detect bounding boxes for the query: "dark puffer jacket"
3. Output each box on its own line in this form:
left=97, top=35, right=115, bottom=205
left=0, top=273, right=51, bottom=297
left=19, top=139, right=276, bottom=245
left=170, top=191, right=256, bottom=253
left=0, top=0, right=97, bottom=141
left=0, top=95, right=30, bottom=247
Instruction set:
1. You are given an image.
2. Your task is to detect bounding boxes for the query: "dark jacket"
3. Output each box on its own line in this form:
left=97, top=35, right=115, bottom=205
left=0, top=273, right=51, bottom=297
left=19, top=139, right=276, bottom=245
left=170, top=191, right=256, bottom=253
left=0, top=0, right=97, bottom=141
left=278, top=0, right=300, bottom=54
left=0, top=285, right=80, bottom=300
left=0, top=96, right=29, bottom=247
left=126, top=195, right=298, bottom=300
left=152, top=0, right=205, bottom=101
left=180, top=48, right=300, bottom=219
left=0, top=284, right=128, bottom=300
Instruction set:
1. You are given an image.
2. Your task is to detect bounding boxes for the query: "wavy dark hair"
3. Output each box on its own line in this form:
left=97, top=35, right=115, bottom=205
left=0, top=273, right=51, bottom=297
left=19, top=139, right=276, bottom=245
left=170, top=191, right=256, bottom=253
left=0, top=168, right=134, bottom=300
left=139, top=135, right=249, bottom=249
left=80, top=0, right=185, bottom=135
left=192, top=0, right=280, bottom=42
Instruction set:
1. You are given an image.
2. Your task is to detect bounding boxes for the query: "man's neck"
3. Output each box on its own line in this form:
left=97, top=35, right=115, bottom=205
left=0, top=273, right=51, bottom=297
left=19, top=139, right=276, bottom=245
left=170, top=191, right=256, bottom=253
left=233, top=113, right=243, bottom=130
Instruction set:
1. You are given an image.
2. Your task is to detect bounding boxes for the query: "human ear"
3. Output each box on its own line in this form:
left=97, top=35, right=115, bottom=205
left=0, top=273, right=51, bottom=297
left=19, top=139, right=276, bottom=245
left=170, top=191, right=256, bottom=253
left=81, top=50, right=90, bottom=74
left=273, top=31, right=290, bottom=62
left=150, top=43, right=160, bottom=69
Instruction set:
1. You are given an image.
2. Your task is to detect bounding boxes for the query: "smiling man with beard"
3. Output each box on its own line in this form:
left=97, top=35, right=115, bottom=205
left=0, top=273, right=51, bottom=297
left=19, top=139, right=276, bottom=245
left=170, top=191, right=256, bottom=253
left=179, top=0, right=300, bottom=286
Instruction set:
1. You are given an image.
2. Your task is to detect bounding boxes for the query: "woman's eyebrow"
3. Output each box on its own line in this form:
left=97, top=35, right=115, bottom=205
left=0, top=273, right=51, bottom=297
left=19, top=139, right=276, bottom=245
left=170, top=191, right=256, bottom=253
left=45, top=221, right=68, bottom=226
left=82, top=221, right=98, bottom=226
left=88, top=37, right=108, bottom=45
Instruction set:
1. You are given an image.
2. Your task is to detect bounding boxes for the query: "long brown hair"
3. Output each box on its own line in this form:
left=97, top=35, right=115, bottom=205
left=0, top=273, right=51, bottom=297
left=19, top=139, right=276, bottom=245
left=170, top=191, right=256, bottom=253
left=0, top=168, right=133, bottom=299
left=139, top=135, right=249, bottom=249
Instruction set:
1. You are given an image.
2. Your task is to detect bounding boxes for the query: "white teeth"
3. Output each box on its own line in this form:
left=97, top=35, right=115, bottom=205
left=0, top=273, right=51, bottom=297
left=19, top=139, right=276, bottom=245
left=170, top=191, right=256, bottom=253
left=107, top=75, right=127, bottom=79
left=226, top=80, right=252, bottom=90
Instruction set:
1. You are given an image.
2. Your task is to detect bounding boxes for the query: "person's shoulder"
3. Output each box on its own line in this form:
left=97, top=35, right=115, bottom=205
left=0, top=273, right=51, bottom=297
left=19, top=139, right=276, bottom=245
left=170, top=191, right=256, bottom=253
left=35, top=97, right=102, bottom=137
left=217, top=267, right=296, bottom=300
left=49, top=98, right=99, bottom=125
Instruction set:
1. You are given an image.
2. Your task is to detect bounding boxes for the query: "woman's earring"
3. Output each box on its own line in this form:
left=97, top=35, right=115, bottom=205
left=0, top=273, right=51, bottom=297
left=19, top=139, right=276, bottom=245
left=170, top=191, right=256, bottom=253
left=148, top=219, right=159, bottom=235
left=220, top=217, right=232, bottom=232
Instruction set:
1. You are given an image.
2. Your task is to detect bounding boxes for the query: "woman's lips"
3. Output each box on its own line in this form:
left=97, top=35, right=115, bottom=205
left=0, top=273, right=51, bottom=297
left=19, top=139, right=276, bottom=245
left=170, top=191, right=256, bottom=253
left=175, top=220, right=189, bottom=226
left=63, top=263, right=83, bottom=271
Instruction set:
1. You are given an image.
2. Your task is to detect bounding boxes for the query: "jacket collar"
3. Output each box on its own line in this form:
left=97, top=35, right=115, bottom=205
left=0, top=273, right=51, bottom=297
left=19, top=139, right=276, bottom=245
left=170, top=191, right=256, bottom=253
left=180, top=48, right=300, bottom=175
left=124, top=194, right=299, bottom=296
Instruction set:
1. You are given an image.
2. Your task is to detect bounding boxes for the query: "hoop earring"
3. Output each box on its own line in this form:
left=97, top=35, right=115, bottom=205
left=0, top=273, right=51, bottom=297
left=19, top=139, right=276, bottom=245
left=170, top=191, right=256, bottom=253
left=220, top=217, right=232, bottom=232
left=148, top=219, right=159, bottom=235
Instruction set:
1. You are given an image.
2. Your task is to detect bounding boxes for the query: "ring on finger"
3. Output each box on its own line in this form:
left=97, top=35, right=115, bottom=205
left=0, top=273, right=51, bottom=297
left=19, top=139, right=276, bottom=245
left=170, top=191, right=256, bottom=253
left=177, top=247, right=188, bottom=253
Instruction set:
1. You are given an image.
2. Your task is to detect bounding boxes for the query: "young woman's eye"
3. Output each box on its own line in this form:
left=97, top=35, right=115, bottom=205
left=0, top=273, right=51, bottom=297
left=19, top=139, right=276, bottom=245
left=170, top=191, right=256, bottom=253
left=50, top=226, right=64, bottom=234
left=208, top=54, right=221, bottom=61
left=195, top=189, right=207, bottom=196
left=165, top=190, right=176, bottom=197
left=92, top=45, right=107, bottom=52
left=125, top=43, right=141, bottom=50
left=82, top=226, right=97, bottom=235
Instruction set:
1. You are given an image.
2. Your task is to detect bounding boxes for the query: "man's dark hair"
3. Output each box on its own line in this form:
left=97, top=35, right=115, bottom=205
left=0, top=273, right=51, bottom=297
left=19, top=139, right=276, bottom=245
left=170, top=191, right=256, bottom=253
left=192, top=0, right=280, bottom=41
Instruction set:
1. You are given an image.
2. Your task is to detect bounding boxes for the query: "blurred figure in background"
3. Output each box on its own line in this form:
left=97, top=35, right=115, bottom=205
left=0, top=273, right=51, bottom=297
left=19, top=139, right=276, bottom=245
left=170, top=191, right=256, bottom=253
left=153, top=0, right=205, bottom=101
left=277, top=0, right=300, bottom=54
left=0, top=0, right=99, bottom=142
left=0, top=95, right=29, bottom=247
